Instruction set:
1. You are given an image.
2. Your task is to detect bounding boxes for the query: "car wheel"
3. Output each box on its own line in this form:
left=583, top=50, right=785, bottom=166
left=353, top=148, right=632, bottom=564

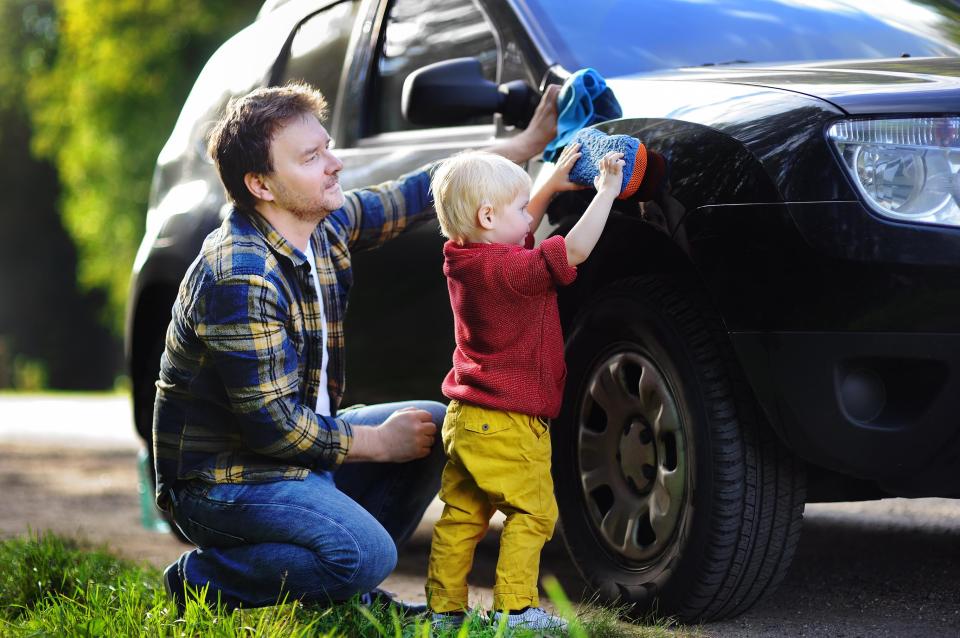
left=135, top=333, right=191, bottom=545
left=554, top=275, right=805, bottom=621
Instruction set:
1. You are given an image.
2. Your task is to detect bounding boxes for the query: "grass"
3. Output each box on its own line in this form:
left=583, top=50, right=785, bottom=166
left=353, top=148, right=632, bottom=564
left=0, top=532, right=700, bottom=637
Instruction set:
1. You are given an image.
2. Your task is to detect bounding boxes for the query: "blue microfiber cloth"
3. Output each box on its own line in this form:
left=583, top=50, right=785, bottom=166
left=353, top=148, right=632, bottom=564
left=543, top=68, right=622, bottom=163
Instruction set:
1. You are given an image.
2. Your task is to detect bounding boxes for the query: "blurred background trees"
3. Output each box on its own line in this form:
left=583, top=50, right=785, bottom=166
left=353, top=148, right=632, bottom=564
left=0, top=0, right=260, bottom=390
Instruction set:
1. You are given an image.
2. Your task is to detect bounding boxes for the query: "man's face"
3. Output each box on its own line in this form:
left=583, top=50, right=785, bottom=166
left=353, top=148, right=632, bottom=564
left=262, top=114, right=344, bottom=222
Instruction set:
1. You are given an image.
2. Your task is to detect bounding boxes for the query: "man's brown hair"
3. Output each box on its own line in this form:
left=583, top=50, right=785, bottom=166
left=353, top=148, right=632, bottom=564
left=207, top=82, right=328, bottom=210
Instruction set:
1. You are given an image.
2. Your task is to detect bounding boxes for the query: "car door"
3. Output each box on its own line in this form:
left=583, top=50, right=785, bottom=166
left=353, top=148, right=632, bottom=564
left=331, top=0, right=504, bottom=405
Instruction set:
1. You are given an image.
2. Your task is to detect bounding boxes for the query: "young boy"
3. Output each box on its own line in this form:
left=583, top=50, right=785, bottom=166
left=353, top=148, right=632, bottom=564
left=425, top=144, right=625, bottom=630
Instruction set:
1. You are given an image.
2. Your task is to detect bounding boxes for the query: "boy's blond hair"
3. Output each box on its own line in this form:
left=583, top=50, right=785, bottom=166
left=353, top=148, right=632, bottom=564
left=431, top=151, right=532, bottom=243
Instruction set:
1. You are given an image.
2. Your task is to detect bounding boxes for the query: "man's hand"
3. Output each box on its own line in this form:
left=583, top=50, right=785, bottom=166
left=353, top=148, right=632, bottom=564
left=377, top=408, right=437, bottom=462
left=594, top=151, right=625, bottom=196
left=347, top=407, right=437, bottom=463
left=485, top=84, right=560, bottom=164
left=521, top=83, right=560, bottom=156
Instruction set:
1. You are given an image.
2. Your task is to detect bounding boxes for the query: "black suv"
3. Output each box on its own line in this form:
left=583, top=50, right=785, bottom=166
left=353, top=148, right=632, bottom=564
left=127, top=0, right=960, bottom=622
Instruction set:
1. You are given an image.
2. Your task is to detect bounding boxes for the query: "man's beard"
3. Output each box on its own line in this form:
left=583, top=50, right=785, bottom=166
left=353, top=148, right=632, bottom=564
left=271, top=179, right=342, bottom=223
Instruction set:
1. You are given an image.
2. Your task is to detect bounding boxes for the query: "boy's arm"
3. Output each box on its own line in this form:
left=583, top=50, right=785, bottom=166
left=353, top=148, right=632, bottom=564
left=565, top=152, right=625, bottom=266
left=500, top=235, right=578, bottom=297
left=528, top=142, right=586, bottom=233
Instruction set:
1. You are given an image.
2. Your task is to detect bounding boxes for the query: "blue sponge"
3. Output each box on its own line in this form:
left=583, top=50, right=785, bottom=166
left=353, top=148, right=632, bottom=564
left=568, top=127, right=643, bottom=198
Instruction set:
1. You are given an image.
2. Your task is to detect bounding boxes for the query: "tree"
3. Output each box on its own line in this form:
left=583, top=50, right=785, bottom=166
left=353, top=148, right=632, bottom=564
left=0, top=0, right=121, bottom=389
left=27, top=0, right=261, bottom=333
left=0, top=0, right=261, bottom=388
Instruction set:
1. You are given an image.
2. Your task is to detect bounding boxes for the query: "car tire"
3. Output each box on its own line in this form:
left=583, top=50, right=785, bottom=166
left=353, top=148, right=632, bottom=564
left=554, top=275, right=805, bottom=621
left=135, top=333, right=191, bottom=545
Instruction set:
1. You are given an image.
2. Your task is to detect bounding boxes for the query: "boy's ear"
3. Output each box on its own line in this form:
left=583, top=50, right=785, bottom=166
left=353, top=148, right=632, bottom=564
left=476, top=204, right=496, bottom=230
left=244, top=172, right=275, bottom=203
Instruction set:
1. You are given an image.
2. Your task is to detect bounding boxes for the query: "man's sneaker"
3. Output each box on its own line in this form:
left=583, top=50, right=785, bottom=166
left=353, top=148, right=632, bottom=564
left=430, top=611, right=467, bottom=630
left=492, top=607, right=568, bottom=631
left=359, top=587, right=428, bottom=617
left=162, top=563, right=186, bottom=617
left=163, top=562, right=238, bottom=615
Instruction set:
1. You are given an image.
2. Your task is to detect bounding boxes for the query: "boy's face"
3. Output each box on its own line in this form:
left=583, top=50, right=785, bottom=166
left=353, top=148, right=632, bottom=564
left=488, top=190, right=533, bottom=246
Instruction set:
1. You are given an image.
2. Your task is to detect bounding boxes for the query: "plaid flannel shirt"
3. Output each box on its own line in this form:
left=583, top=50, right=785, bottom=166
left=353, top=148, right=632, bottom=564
left=153, top=165, right=435, bottom=508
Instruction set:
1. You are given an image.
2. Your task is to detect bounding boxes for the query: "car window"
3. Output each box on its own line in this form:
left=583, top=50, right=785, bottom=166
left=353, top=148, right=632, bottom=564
left=278, top=1, right=360, bottom=112
left=518, top=0, right=960, bottom=78
left=371, top=0, right=498, bottom=134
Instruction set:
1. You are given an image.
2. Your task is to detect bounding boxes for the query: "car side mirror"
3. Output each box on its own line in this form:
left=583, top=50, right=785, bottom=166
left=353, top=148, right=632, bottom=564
left=401, top=57, right=538, bottom=128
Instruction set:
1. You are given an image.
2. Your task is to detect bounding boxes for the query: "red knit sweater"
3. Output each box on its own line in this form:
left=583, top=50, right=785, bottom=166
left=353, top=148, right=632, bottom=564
left=441, top=234, right=577, bottom=418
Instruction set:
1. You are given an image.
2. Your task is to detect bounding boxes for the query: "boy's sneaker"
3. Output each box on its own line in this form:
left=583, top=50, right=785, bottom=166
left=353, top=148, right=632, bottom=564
left=430, top=611, right=467, bottom=630
left=162, top=563, right=186, bottom=617
left=492, top=607, right=568, bottom=631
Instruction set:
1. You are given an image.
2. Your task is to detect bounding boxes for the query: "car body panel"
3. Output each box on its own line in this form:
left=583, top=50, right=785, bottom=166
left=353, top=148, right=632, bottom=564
left=733, top=330, right=960, bottom=496
left=665, top=57, right=960, bottom=115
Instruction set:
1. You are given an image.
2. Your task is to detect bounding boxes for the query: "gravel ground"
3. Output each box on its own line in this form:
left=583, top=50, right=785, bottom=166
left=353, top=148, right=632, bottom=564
left=2, top=394, right=959, bottom=636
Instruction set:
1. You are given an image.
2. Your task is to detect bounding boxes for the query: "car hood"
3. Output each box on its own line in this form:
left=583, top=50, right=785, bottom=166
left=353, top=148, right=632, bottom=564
left=623, top=57, right=960, bottom=115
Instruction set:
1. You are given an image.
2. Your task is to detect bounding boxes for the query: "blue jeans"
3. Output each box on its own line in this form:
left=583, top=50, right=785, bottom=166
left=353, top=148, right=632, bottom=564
left=167, top=400, right=447, bottom=608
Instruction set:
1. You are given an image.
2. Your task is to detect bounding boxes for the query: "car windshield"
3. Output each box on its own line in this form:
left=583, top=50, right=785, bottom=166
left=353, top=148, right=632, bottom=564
left=514, top=0, right=960, bottom=77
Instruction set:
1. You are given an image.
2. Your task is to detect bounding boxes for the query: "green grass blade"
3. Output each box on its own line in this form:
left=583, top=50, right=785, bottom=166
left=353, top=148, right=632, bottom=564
left=356, top=603, right=388, bottom=637
left=543, top=575, right=587, bottom=638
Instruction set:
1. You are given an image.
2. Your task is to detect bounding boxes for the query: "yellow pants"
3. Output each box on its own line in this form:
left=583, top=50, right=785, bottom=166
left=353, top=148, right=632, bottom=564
left=425, top=400, right=559, bottom=613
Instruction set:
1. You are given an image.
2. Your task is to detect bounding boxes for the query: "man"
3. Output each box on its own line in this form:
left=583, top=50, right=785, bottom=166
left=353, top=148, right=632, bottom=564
left=154, top=80, right=559, bottom=612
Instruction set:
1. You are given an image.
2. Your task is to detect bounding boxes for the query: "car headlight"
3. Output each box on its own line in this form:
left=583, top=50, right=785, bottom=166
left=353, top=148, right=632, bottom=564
left=827, top=117, right=960, bottom=227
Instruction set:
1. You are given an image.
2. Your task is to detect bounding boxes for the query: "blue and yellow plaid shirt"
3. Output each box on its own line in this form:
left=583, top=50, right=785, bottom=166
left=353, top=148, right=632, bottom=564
left=153, top=165, right=435, bottom=508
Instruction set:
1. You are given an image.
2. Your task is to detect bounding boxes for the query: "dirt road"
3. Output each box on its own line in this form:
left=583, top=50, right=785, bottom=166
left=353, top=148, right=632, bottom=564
left=2, top=394, right=959, bottom=636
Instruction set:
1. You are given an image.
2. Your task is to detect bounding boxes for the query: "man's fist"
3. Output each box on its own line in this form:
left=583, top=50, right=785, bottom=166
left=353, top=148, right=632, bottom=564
left=375, top=408, right=437, bottom=462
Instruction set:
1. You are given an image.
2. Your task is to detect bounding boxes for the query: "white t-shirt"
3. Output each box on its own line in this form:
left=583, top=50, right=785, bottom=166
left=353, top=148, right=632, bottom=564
left=304, top=241, right=331, bottom=417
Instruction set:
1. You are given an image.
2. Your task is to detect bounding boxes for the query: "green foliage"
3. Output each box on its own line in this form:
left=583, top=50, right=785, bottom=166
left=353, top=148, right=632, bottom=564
left=26, top=0, right=261, bottom=332
left=0, top=0, right=56, bottom=114
left=11, top=356, right=48, bottom=390
left=0, top=0, right=121, bottom=390
left=0, top=533, right=693, bottom=637
left=0, top=0, right=260, bottom=386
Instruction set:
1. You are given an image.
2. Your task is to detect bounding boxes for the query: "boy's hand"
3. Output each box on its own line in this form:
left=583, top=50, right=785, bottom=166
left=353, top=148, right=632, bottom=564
left=544, top=143, right=589, bottom=193
left=594, top=151, right=625, bottom=196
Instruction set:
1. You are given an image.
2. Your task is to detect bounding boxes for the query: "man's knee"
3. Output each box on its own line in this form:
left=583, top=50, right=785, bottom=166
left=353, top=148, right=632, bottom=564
left=318, top=523, right=397, bottom=596
left=352, top=532, right=397, bottom=594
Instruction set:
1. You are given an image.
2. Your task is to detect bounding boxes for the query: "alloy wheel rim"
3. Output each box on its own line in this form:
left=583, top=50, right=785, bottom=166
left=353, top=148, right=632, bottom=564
left=578, top=349, right=688, bottom=563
